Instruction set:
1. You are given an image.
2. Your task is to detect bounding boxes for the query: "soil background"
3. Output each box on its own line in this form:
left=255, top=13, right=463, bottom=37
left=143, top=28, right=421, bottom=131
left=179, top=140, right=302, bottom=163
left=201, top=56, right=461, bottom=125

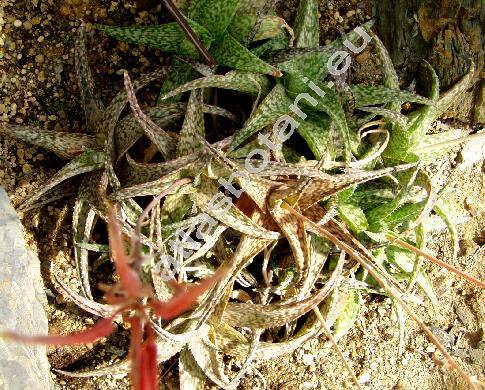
left=0, top=0, right=483, bottom=389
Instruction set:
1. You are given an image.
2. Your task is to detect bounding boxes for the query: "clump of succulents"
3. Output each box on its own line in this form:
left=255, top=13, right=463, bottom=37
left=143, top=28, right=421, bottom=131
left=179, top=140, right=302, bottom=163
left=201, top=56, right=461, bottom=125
left=1, top=0, right=483, bottom=389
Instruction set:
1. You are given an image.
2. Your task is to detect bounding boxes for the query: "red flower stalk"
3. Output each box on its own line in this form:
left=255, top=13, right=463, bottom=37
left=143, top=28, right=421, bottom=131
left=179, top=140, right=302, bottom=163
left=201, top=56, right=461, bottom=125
left=2, top=193, right=225, bottom=390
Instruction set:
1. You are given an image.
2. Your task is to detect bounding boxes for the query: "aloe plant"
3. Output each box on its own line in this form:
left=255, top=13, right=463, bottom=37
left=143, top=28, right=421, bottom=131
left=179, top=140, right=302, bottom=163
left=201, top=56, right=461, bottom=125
left=1, top=0, right=484, bottom=389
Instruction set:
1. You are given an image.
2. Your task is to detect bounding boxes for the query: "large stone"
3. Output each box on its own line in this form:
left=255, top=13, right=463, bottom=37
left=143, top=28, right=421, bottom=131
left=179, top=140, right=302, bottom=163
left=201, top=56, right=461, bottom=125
left=457, top=130, right=485, bottom=170
left=0, top=188, right=55, bottom=389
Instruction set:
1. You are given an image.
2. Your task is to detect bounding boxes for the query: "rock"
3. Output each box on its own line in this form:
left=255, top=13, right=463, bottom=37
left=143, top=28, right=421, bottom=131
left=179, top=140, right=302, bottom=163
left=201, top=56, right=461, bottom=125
left=457, top=130, right=485, bottom=170
left=0, top=188, right=55, bottom=389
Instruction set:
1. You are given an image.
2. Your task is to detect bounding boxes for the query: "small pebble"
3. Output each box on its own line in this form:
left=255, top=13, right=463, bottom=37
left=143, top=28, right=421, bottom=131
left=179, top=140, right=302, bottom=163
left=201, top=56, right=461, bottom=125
left=23, top=20, right=33, bottom=30
left=85, top=318, right=95, bottom=325
left=35, top=53, right=44, bottom=63
left=13, top=19, right=22, bottom=27
left=301, top=353, right=315, bottom=366
left=426, top=345, right=436, bottom=353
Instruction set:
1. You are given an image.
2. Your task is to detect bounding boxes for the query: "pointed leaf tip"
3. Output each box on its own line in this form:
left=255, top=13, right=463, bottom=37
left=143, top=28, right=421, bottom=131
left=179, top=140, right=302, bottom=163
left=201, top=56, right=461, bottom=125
left=2, top=317, right=115, bottom=346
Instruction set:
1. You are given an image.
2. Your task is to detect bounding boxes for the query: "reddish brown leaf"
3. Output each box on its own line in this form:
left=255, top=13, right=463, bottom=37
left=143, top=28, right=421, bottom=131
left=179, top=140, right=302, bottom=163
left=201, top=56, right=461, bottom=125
left=139, top=326, right=158, bottom=390
left=150, top=267, right=226, bottom=320
left=2, top=317, right=115, bottom=346
left=107, top=204, right=144, bottom=298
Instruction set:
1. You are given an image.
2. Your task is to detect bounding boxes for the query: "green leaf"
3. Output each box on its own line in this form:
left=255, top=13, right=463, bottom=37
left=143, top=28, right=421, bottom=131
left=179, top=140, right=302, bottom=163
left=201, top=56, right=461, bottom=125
left=251, top=30, right=291, bottom=58
left=20, top=151, right=105, bottom=210
left=296, top=114, right=331, bottom=159
left=386, top=245, right=438, bottom=308
left=279, top=51, right=332, bottom=83
left=229, top=14, right=289, bottom=43
left=177, top=90, right=205, bottom=156
left=333, top=289, right=362, bottom=340
left=385, top=201, right=425, bottom=230
left=367, top=167, right=419, bottom=232
left=364, top=27, right=399, bottom=90
left=160, top=70, right=270, bottom=101
left=212, top=33, right=282, bottom=76
left=158, top=59, right=198, bottom=104
left=189, top=0, right=241, bottom=38
left=95, top=21, right=214, bottom=59
left=2, top=125, right=102, bottom=159
left=383, top=64, right=438, bottom=161
left=357, top=106, right=408, bottom=128
left=229, top=84, right=293, bottom=150
left=312, top=80, right=352, bottom=163
left=351, top=85, right=433, bottom=108
left=351, top=187, right=395, bottom=210
left=337, top=203, right=369, bottom=235
left=416, top=128, right=463, bottom=164
left=75, top=26, right=105, bottom=133
left=294, top=0, right=319, bottom=48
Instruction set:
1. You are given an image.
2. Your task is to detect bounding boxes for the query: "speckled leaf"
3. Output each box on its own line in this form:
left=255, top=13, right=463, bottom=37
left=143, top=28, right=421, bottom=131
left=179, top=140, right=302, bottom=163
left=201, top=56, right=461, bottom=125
left=351, top=85, right=433, bottom=108
left=113, top=168, right=193, bottom=199
left=269, top=198, right=311, bottom=276
left=158, top=59, right=198, bottom=104
left=211, top=33, right=281, bottom=76
left=160, top=192, right=193, bottom=227
left=161, top=70, right=270, bottom=101
left=365, top=27, right=399, bottom=90
left=52, top=268, right=114, bottom=318
left=296, top=114, right=332, bottom=159
left=19, top=150, right=105, bottom=210
left=188, top=327, right=231, bottom=388
left=121, top=153, right=206, bottom=186
left=116, top=103, right=235, bottom=161
left=385, top=246, right=438, bottom=308
left=222, top=251, right=344, bottom=329
left=177, top=90, right=205, bottom=156
left=229, top=14, right=289, bottom=42
left=385, top=63, right=475, bottom=161
left=189, top=0, right=241, bottom=38
left=75, top=26, right=104, bottom=132
left=337, top=203, right=369, bottom=235
left=230, top=84, right=293, bottom=150
left=279, top=51, right=333, bottom=85
left=236, top=0, right=268, bottom=14
left=333, top=288, right=362, bottom=341
left=73, top=199, right=96, bottom=299
left=179, top=347, right=206, bottom=390
left=294, top=0, right=319, bottom=48
left=96, top=21, right=214, bottom=59
left=214, top=322, right=321, bottom=361
left=311, top=81, right=352, bottom=163
left=289, top=163, right=415, bottom=212
left=56, top=333, right=185, bottom=378
left=124, top=72, right=176, bottom=160
left=1, top=125, right=102, bottom=159
left=251, top=30, right=291, bottom=58
left=416, top=128, right=463, bottom=164
left=192, top=175, right=280, bottom=240
left=385, top=201, right=425, bottom=230
left=366, top=167, right=419, bottom=231
left=358, top=106, right=408, bottom=128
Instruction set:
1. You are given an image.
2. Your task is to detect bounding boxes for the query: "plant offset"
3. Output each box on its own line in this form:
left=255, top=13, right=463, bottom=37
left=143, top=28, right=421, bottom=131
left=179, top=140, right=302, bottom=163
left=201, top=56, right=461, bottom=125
left=0, top=0, right=483, bottom=389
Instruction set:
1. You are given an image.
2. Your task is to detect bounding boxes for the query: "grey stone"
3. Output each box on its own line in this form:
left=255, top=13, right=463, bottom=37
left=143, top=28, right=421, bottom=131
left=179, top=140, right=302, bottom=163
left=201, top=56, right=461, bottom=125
left=457, top=130, right=485, bottom=170
left=0, top=188, right=55, bottom=389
